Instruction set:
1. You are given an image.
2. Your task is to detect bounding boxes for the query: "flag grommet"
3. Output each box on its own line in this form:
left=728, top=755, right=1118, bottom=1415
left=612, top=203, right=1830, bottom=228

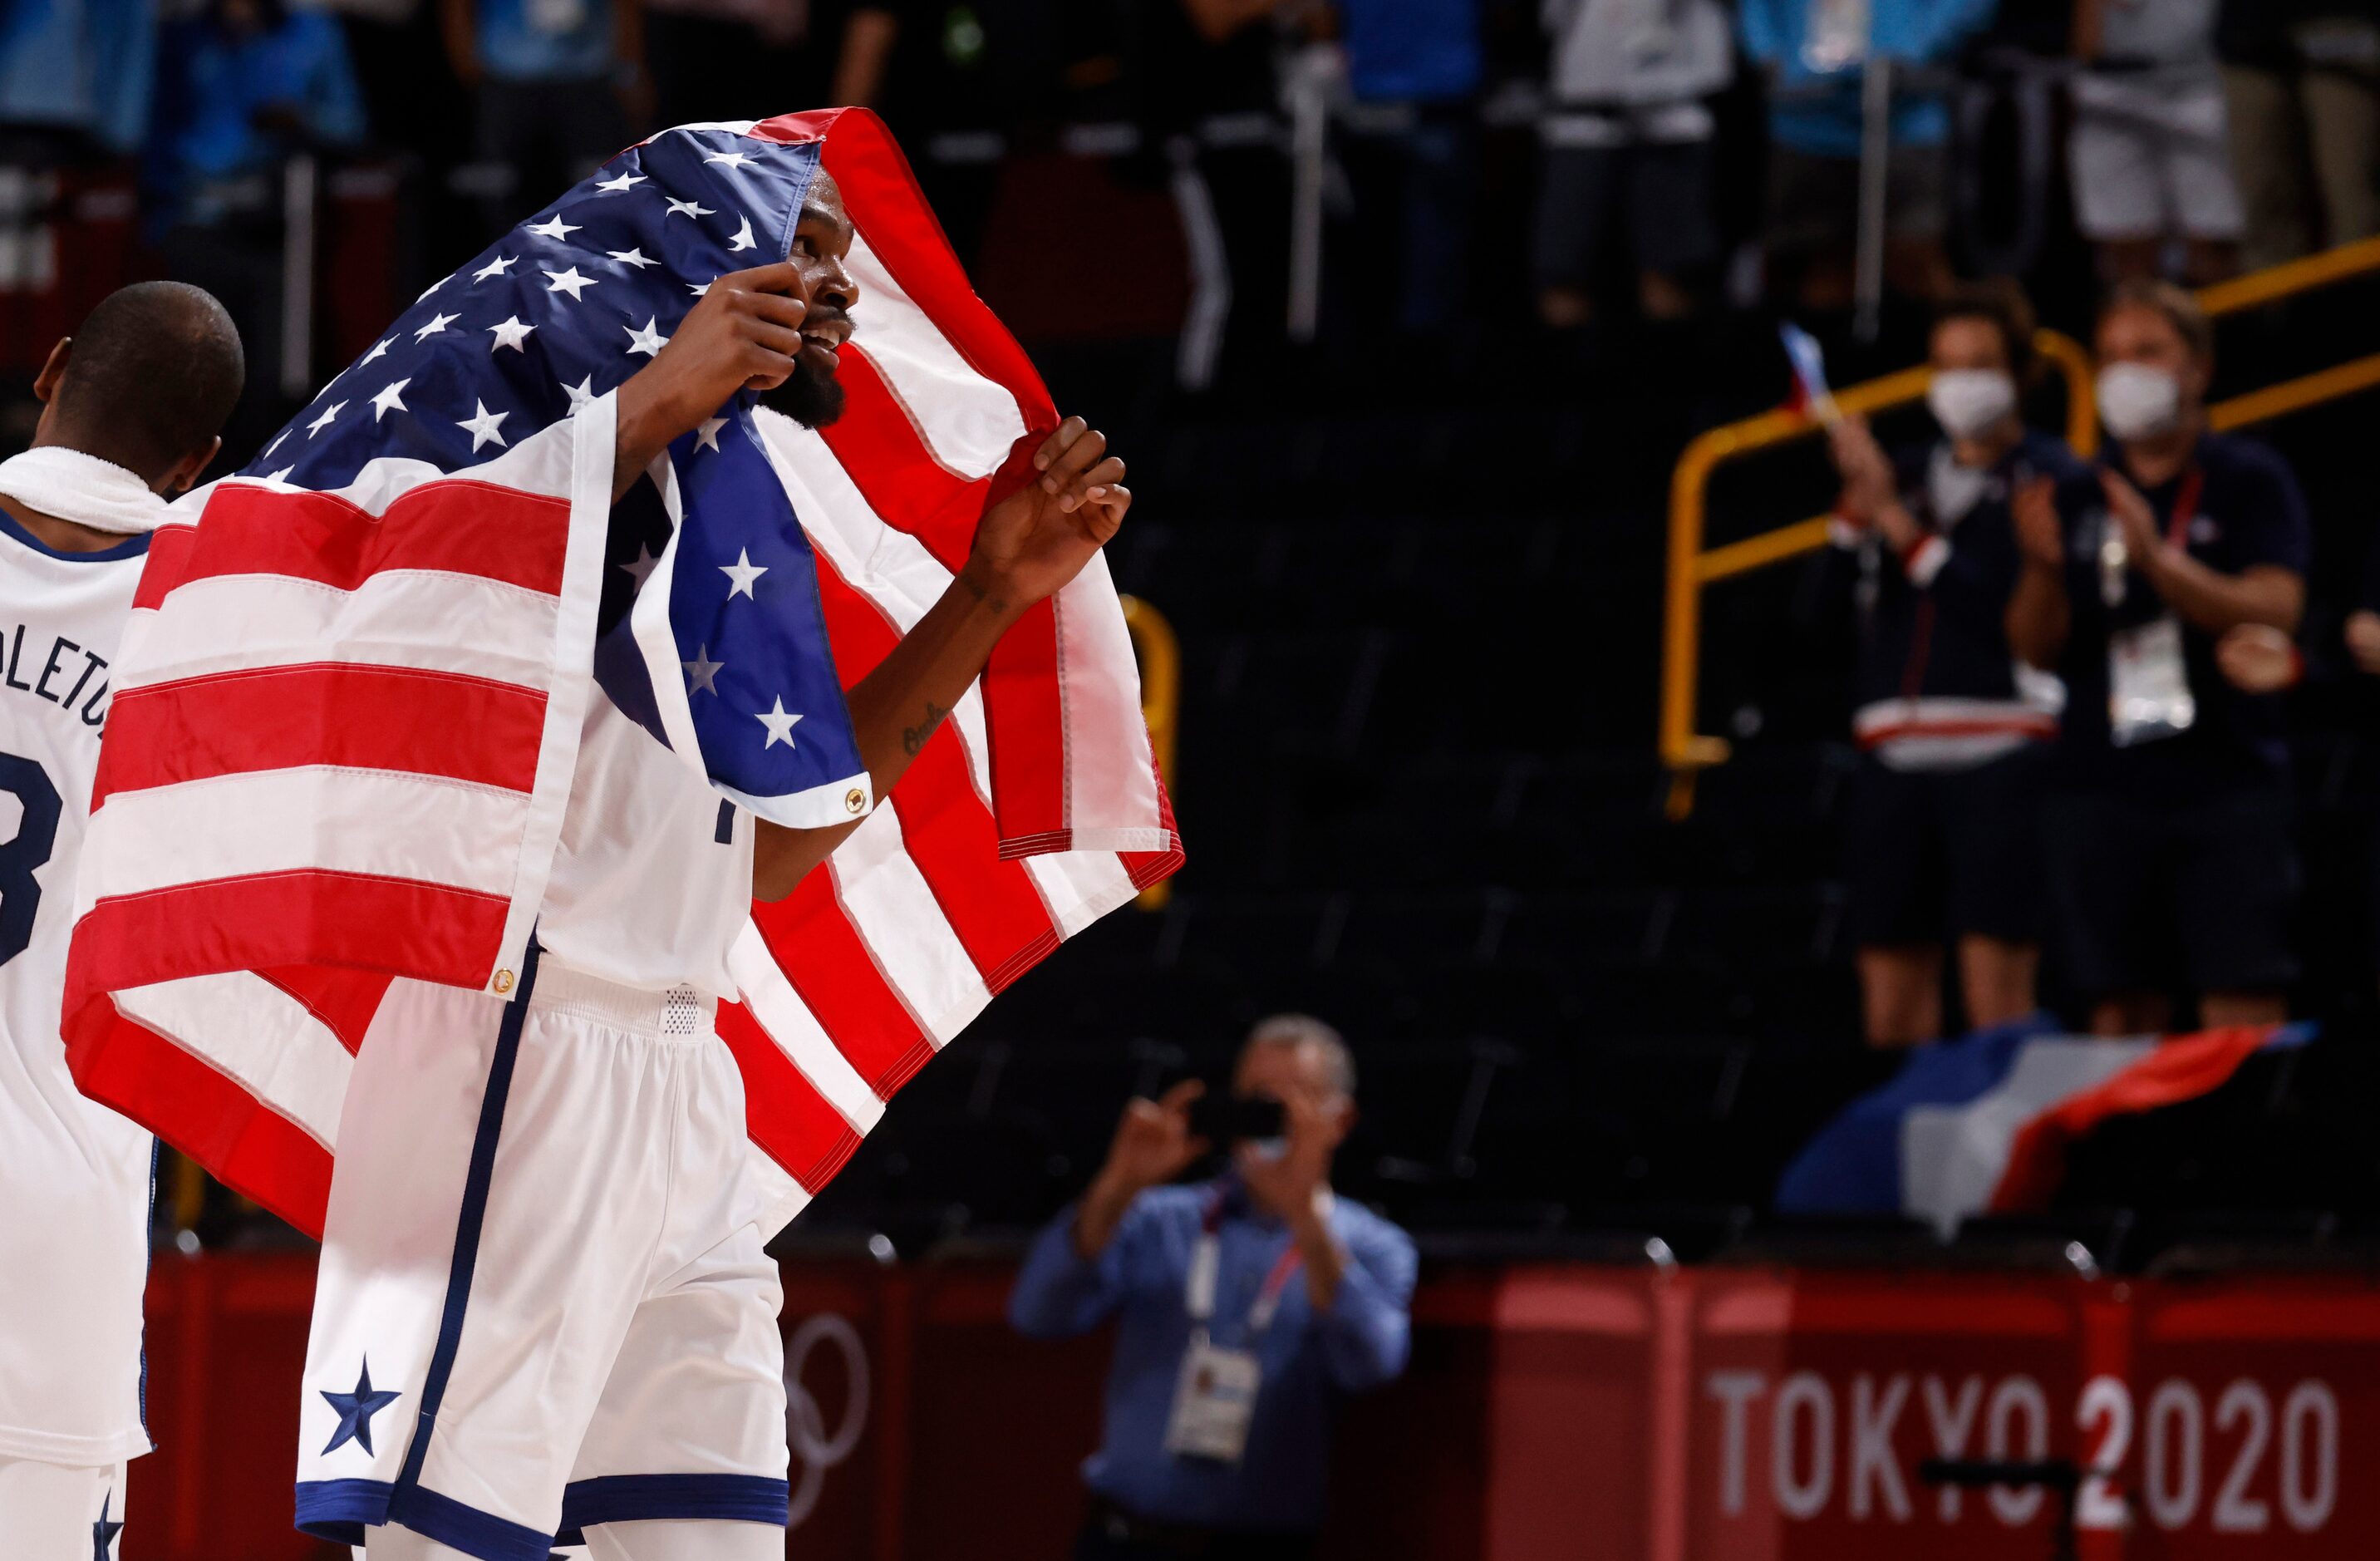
left=845, top=789, right=867, bottom=815
left=493, top=969, right=515, bottom=995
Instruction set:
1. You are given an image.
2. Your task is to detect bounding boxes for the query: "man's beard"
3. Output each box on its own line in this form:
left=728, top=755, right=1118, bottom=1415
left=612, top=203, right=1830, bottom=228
left=756, top=357, right=847, bottom=429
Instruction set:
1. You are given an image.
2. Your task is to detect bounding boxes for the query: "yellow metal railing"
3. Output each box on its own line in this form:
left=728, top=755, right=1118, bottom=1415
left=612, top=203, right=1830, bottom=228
left=1660, top=238, right=2380, bottom=815
left=1120, top=594, right=1178, bottom=909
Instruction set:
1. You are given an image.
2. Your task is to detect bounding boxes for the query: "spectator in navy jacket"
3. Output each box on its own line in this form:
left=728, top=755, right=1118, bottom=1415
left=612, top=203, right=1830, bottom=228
left=2007, top=279, right=2311, bottom=1035
left=1011, top=1015, right=1414, bottom=1561
left=1824, top=280, right=2086, bottom=1044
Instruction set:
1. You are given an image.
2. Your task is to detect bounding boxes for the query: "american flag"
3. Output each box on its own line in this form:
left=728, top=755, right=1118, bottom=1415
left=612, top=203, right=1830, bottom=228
left=62, top=109, right=1183, bottom=1235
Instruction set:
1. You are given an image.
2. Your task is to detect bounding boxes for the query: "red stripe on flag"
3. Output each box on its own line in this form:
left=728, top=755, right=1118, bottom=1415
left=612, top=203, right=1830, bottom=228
left=64, top=1001, right=335, bottom=1238
left=715, top=999, right=863, bottom=1192
left=66, top=871, right=507, bottom=1007
left=810, top=551, right=1061, bottom=992
left=256, top=968, right=396, bottom=1056
left=94, top=663, right=547, bottom=806
left=1124, top=770, right=1187, bottom=889
left=749, top=869, right=933, bottom=1099
left=132, top=479, right=571, bottom=611
left=1989, top=1026, right=2281, bottom=1214
left=814, top=347, right=986, bottom=572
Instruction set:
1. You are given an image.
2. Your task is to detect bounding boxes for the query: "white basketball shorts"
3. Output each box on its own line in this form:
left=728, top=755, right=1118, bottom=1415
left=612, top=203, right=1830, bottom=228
left=293, top=946, right=790, bottom=1561
left=0, top=1455, right=128, bottom=1557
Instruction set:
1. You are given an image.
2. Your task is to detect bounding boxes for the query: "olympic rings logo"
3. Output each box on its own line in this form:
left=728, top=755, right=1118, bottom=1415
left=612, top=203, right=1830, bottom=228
left=783, top=1312, right=870, bottom=1529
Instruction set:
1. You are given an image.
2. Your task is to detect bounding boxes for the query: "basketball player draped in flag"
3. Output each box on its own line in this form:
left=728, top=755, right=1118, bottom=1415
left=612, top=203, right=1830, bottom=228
left=0, top=284, right=243, bottom=1559
left=292, top=169, right=1131, bottom=1561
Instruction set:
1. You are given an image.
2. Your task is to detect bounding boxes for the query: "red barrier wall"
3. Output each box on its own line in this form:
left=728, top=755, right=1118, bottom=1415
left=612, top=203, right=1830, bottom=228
left=120, top=1255, right=2380, bottom=1561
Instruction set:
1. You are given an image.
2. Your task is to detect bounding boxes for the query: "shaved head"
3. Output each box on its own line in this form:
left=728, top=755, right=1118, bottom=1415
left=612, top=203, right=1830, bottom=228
left=42, top=282, right=243, bottom=486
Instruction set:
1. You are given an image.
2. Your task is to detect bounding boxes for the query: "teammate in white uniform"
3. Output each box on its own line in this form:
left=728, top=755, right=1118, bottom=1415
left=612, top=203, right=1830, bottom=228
left=295, top=171, right=1134, bottom=1561
left=0, top=284, right=245, bottom=1557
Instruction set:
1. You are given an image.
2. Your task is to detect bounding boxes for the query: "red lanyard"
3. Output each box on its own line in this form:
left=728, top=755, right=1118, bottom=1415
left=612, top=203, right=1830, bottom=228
left=1188, top=1191, right=1305, bottom=1335
left=2164, top=467, right=2205, bottom=551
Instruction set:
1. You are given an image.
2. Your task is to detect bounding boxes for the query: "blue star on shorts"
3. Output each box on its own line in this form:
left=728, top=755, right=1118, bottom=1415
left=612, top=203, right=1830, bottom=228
left=92, top=1490, right=122, bottom=1559
left=319, top=1358, right=403, bottom=1457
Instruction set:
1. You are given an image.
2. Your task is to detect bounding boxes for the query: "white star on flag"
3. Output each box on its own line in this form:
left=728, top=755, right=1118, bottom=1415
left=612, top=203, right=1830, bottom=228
left=487, top=316, right=535, bottom=352
left=457, top=400, right=509, bottom=452
left=620, top=544, right=660, bottom=587
left=263, top=466, right=293, bottom=484
left=470, top=254, right=517, bottom=283
left=413, top=311, right=460, bottom=342
left=688, top=281, right=711, bottom=297
left=607, top=248, right=657, bottom=269
left=561, top=375, right=598, bottom=413
left=755, top=697, right=803, bottom=749
left=720, top=548, right=768, bottom=597
left=666, top=197, right=714, bottom=220
left=683, top=645, right=725, bottom=695
left=262, top=431, right=288, bottom=460
left=695, top=417, right=726, bottom=451
left=704, top=150, right=755, bottom=170
left=525, top=214, right=580, bottom=240
left=543, top=267, right=597, bottom=301
left=358, top=337, right=393, bottom=367
left=370, top=380, right=409, bottom=421
left=727, top=216, right=756, bottom=252
left=594, top=171, right=646, bottom=193
left=625, top=318, right=669, bottom=357
left=307, top=401, right=346, bottom=436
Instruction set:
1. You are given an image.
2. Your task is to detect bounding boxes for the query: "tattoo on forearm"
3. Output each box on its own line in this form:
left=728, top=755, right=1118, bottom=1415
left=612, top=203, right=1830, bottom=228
left=956, top=569, right=1010, bottom=616
left=902, top=700, right=949, bottom=756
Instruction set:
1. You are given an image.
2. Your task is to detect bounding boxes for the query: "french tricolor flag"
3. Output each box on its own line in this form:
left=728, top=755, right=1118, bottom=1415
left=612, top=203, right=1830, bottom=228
left=1777, top=1019, right=2313, bottom=1237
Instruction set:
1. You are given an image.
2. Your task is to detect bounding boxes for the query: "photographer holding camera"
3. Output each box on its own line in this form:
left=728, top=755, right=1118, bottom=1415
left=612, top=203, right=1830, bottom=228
left=1008, top=1015, right=1416, bottom=1560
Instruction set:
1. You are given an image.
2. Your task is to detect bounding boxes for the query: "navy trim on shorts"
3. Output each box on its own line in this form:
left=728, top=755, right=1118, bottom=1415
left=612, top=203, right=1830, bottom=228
left=558, top=1473, right=794, bottom=1534
left=296, top=942, right=548, bottom=1561
left=296, top=1477, right=554, bottom=1561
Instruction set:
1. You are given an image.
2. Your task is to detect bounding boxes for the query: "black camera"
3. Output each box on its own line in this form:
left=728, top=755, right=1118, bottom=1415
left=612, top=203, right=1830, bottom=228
left=1186, top=1093, right=1286, bottom=1145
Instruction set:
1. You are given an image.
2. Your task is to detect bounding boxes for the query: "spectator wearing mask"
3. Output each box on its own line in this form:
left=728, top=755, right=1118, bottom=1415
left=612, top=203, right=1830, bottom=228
left=441, top=0, right=648, bottom=236
left=2069, top=0, right=2244, bottom=283
left=2220, top=0, right=2380, bottom=271
left=1533, top=0, right=1733, bottom=327
left=1738, top=0, right=1997, bottom=312
left=1010, top=1015, right=1415, bottom=1561
left=2006, top=281, right=2310, bottom=1036
left=1822, top=281, right=2083, bottom=1045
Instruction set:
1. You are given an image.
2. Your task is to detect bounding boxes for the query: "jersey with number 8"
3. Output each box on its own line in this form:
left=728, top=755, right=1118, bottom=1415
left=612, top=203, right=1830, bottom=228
left=0, top=517, right=152, bottom=1465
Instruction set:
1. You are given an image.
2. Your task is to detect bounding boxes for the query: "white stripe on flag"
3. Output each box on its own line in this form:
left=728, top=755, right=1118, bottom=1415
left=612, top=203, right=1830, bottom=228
left=843, top=233, right=1029, bottom=480
left=76, top=766, right=529, bottom=916
left=728, top=923, right=887, bottom=1130
left=828, top=801, right=992, bottom=1046
left=115, top=972, right=355, bottom=1149
left=117, top=571, right=562, bottom=695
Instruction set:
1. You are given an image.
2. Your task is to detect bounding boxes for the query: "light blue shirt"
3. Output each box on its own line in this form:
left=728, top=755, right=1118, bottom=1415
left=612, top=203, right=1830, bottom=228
left=1738, top=0, right=1999, bottom=158
left=1009, top=1178, right=1416, bottom=1534
left=475, top=0, right=617, bottom=84
left=0, top=0, right=158, bottom=153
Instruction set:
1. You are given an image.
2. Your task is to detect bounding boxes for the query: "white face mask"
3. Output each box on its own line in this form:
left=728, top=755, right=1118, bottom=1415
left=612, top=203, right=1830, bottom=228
left=1927, top=444, right=1992, bottom=524
left=1926, top=368, right=2018, bottom=441
left=2097, top=362, right=2184, bottom=441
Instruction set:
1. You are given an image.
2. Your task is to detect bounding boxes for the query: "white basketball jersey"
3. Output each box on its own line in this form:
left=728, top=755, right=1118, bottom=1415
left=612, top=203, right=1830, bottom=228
left=537, top=684, right=756, bottom=1003
left=0, top=516, right=154, bottom=1464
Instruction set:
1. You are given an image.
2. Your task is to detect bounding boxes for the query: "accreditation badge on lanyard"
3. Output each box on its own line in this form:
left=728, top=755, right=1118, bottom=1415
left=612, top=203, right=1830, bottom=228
left=1163, top=1196, right=1303, bottom=1465
left=2106, top=469, right=2202, bottom=748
